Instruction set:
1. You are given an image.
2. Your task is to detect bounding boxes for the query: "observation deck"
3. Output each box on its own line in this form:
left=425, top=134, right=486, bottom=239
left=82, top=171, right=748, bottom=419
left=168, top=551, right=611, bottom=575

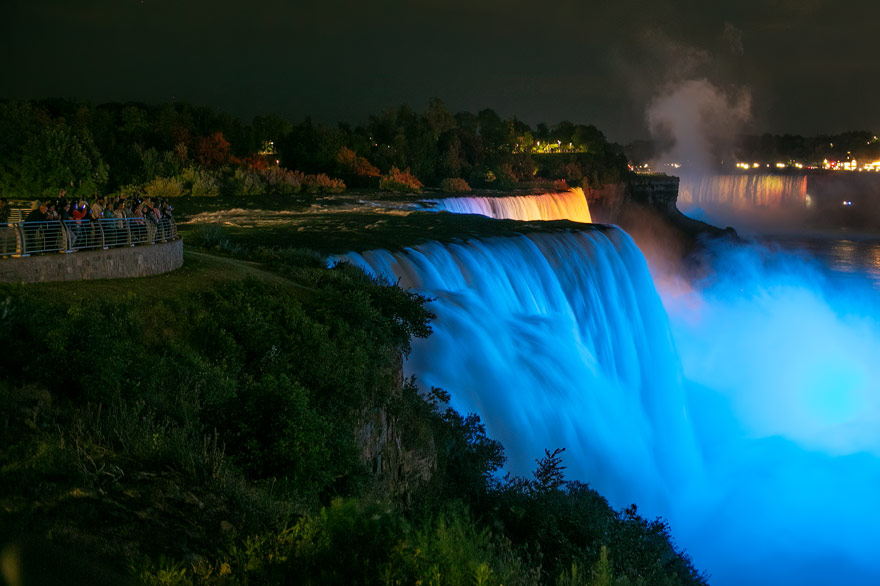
left=0, top=215, right=183, bottom=283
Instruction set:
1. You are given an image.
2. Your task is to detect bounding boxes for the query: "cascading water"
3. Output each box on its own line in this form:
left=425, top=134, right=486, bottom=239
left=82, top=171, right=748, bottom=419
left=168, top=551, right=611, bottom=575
left=427, top=188, right=593, bottom=223
left=677, top=174, right=812, bottom=234
left=679, top=175, right=808, bottom=209
left=340, top=220, right=880, bottom=585
left=343, top=227, right=700, bottom=512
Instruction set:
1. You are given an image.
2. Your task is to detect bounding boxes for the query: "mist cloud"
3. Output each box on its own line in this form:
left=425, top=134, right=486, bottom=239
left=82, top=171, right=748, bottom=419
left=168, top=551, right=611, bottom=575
left=646, top=79, right=751, bottom=173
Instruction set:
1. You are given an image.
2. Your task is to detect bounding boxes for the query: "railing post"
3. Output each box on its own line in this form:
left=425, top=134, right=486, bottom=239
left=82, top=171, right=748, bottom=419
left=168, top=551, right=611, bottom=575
left=15, top=223, right=24, bottom=256
left=98, top=220, right=106, bottom=249
left=62, top=221, right=71, bottom=252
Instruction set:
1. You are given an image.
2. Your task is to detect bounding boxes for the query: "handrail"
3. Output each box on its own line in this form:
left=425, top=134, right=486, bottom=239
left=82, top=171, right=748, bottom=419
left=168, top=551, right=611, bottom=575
left=0, top=216, right=179, bottom=257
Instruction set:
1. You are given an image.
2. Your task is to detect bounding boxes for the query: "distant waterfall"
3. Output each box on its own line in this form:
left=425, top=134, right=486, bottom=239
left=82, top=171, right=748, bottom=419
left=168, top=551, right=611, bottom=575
left=679, top=174, right=808, bottom=209
left=343, top=227, right=697, bottom=511
left=428, top=188, right=592, bottom=223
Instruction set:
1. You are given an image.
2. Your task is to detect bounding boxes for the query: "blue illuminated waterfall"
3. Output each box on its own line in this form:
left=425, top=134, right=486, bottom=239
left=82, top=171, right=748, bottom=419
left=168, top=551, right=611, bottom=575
left=341, top=226, right=880, bottom=586
left=344, top=227, right=699, bottom=511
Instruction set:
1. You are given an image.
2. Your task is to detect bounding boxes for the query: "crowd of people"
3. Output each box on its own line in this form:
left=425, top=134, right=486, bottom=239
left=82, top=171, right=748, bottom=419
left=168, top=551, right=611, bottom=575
left=1, top=190, right=176, bottom=254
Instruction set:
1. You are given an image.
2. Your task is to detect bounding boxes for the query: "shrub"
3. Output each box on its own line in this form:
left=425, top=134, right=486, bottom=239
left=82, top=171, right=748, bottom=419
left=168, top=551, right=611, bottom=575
left=440, top=177, right=471, bottom=193
left=231, top=167, right=267, bottom=196
left=143, top=175, right=185, bottom=198
left=379, top=166, right=423, bottom=193
left=264, top=167, right=305, bottom=195
left=304, top=173, right=345, bottom=195
left=492, top=164, right=518, bottom=190
left=217, top=374, right=335, bottom=488
left=180, top=166, right=220, bottom=197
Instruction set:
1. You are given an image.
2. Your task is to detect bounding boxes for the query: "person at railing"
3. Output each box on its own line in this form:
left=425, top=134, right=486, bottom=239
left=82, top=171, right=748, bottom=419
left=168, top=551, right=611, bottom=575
left=23, top=201, right=49, bottom=252
left=70, top=199, right=88, bottom=249
left=131, top=204, right=148, bottom=243
left=90, top=196, right=106, bottom=221
left=159, top=200, right=174, bottom=240
left=110, top=201, right=126, bottom=246
left=44, top=202, right=62, bottom=250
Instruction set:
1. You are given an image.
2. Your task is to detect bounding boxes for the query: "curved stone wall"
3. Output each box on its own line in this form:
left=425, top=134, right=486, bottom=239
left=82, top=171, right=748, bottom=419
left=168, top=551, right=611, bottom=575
left=0, top=239, right=183, bottom=283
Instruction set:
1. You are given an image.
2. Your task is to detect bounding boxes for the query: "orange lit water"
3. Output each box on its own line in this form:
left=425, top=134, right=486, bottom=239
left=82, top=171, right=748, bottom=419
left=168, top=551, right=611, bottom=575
left=430, top=187, right=592, bottom=223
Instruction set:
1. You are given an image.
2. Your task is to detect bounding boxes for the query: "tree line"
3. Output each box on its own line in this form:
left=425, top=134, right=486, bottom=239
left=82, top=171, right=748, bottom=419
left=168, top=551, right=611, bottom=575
left=0, top=98, right=630, bottom=199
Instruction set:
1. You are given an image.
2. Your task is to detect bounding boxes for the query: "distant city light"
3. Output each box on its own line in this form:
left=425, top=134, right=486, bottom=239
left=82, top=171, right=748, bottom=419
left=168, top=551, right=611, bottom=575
left=730, top=158, right=879, bottom=172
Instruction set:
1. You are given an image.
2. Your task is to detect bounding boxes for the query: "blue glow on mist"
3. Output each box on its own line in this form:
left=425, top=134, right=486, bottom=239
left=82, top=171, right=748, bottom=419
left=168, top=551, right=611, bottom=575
left=344, top=228, right=880, bottom=585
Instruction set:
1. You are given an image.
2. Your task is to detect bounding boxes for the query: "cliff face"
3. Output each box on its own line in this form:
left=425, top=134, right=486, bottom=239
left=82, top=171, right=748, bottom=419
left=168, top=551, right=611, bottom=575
left=626, top=175, right=734, bottom=239
left=587, top=174, right=736, bottom=278
left=356, top=356, right=436, bottom=505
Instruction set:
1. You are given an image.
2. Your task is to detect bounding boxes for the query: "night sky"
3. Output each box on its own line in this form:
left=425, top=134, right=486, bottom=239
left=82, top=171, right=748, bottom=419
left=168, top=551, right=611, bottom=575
left=2, top=0, right=878, bottom=142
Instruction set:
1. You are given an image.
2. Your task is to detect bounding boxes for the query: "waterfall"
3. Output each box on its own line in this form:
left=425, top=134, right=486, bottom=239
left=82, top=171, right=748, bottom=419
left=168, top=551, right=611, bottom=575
left=428, top=188, right=592, bottom=223
left=343, top=227, right=698, bottom=512
left=678, top=175, right=808, bottom=209
left=339, top=225, right=880, bottom=586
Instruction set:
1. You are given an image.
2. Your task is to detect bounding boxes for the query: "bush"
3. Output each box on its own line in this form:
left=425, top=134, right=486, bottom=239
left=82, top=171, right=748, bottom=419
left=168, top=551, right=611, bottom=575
left=217, top=374, right=335, bottom=489
left=440, top=177, right=471, bottom=193
left=143, top=175, right=185, bottom=198
left=180, top=166, right=220, bottom=197
left=379, top=166, right=424, bottom=193
left=304, top=173, right=345, bottom=195
left=231, top=167, right=267, bottom=196
left=264, top=167, right=305, bottom=195
left=492, top=164, right=518, bottom=190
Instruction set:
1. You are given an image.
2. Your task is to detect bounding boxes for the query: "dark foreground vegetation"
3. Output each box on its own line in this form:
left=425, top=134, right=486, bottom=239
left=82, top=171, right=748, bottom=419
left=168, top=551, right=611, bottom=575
left=0, top=98, right=629, bottom=202
left=0, top=226, right=707, bottom=585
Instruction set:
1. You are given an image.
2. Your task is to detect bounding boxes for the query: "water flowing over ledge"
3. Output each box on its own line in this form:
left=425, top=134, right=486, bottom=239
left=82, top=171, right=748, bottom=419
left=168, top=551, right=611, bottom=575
left=427, top=188, right=592, bottom=223
left=339, top=223, right=880, bottom=585
left=341, top=226, right=698, bottom=512
left=679, top=175, right=808, bottom=209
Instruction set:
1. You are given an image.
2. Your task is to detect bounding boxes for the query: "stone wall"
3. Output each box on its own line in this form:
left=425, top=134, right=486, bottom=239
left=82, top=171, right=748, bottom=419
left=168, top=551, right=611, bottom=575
left=0, top=239, right=183, bottom=283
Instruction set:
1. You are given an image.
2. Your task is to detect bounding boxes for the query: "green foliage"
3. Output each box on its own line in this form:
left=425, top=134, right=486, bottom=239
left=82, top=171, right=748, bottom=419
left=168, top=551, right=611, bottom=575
left=181, top=166, right=221, bottom=197
left=144, top=175, right=186, bottom=198
left=0, top=98, right=633, bottom=198
left=231, top=166, right=268, bottom=195
left=20, top=123, right=109, bottom=197
left=217, top=374, right=335, bottom=488
left=533, top=448, right=567, bottom=493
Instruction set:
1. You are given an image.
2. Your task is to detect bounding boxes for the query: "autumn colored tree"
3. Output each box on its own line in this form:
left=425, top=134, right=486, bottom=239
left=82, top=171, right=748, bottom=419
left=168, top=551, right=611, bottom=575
left=336, top=146, right=380, bottom=177
left=195, top=131, right=232, bottom=168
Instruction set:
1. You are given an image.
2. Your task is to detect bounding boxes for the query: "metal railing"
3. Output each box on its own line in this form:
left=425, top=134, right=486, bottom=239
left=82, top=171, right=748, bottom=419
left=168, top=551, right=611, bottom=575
left=0, top=216, right=178, bottom=257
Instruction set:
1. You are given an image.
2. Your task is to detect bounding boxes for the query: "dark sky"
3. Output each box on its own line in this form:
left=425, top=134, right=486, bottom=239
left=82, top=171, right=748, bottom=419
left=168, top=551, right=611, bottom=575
left=2, top=0, right=878, bottom=142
